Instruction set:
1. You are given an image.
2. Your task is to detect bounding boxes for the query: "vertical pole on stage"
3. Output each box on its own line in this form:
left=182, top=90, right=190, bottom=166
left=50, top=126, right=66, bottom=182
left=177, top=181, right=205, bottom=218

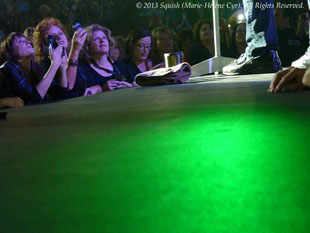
left=213, top=0, right=221, bottom=57
left=191, top=0, right=235, bottom=77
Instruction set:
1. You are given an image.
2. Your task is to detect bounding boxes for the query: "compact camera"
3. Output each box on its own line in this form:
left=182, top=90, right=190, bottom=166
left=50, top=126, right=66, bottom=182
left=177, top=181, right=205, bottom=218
left=47, top=35, right=65, bottom=57
left=72, top=22, right=82, bottom=31
left=47, top=35, right=58, bottom=49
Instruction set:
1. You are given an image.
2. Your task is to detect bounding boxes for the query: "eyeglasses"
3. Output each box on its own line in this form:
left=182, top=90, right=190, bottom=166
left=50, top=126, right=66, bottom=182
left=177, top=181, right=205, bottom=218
left=136, top=44, right=151, bottom=50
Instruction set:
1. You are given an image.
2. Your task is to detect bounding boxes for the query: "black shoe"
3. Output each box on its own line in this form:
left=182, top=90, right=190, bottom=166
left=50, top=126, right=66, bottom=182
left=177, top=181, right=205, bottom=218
left=223, top=50, right=282, bottom=75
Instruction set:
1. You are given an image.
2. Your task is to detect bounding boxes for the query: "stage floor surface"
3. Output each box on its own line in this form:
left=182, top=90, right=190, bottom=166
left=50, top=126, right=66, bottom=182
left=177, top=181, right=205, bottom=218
left=1, top=73, right=310, bottom=233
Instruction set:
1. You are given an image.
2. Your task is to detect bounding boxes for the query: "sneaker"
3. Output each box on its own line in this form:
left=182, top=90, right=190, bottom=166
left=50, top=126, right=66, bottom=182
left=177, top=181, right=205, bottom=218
left=223, top=50, right=282, bottom=75
left=291, top=48, right=310, bottom=69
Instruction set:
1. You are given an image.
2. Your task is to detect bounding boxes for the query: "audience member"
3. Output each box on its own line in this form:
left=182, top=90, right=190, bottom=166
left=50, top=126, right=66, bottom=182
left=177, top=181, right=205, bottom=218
left=0, top=32, right=67, bottom=104
left=33, top=17, right=70, bottom=99
left=189, top=19, right=214, bottom=65
left=151, top=27, right=177, bottom=66
left=76, top=24, right=132, bottom=94
left=115, top=29, right=152, bottom=84
left=229, top=21, right=246, bottom=58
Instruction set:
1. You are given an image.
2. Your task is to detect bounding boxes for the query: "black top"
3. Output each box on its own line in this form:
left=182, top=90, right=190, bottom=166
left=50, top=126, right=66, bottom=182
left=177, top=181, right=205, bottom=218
left=189, top=43, right=233, bottom=65
left=114, top=58, right=142, bottom=83
left=0, top=60, right=43, bottom=104
left=40, top=57, right=78, bottom=100
left=151, top=55, right=163, bottom=67
left=41, top=57, right=118, bottom=98
left=277, top=28, right=308, bottom=67
left=188, top=45, right=212, bottom=65
left=76, top=61, right=115, bottom=89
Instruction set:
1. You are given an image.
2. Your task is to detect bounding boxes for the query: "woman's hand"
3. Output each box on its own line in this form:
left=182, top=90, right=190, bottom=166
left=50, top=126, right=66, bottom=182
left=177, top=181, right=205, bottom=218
left=71, top=28, right=87, bottom=54
left=102, top=79, right=133, bottom=91
left=84, top=85, right=102, bottom=96
left=152, top=62, right=165, bottom=70
left=49, top=45, right=63, bottom=67
left=116, top=81, right=133, bottom=88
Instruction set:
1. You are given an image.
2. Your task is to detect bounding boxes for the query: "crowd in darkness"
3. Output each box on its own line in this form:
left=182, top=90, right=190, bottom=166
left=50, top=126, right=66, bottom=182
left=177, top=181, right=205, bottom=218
left=0, top=0, right=309, bottom=108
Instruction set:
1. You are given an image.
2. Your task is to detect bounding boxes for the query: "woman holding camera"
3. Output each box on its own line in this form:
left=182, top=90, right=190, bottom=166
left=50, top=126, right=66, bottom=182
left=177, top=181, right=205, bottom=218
left=0, top=32, right=67, bottom=105
left=33, top=17, right=74, bottom=98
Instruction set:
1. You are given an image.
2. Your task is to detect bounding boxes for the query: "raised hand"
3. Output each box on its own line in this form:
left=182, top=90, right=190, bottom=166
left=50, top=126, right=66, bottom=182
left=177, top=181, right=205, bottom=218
left=49, top=45, right=63, bottom=67
left=71, top=28, right=87, bottom=53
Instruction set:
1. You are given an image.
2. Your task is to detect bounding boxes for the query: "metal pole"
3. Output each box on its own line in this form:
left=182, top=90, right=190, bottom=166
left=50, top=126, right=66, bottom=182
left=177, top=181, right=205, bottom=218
left=212, top=0, right=221, bottom=57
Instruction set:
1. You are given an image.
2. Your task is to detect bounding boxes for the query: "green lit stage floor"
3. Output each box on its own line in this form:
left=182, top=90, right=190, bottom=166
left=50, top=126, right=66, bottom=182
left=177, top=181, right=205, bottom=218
left=1, top=73, right=310, bottom=233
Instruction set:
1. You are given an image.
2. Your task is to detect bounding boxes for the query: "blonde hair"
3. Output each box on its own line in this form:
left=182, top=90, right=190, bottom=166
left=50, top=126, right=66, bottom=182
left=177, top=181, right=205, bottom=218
left=80, top=24, right=114, bottom=62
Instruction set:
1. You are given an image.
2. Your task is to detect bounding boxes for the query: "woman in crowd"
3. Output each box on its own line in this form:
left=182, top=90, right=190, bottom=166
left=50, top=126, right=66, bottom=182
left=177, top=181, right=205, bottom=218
left=115, top=28, right=152, bottom=84
left=189, top=19, right=214, bottom=65
left=189, top=19, right=232, bottom=65
left=72, top=24, right=132, bottom=94
left=33, top=18, right=70, bottom=75
left=229, top=21, right=246, bottom=58
left=33, top=17, right=76, bottom=98
left=151, top=27, right=177, bottom=66
left=0, top=32, right=67, bottom=104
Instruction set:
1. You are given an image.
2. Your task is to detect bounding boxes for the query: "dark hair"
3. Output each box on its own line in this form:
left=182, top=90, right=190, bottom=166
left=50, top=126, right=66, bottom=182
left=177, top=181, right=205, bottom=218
left=0, top=32, right=26, bottom=63
left=193, top=19, right=212, bottom=45
left=176, top=28, right=194, bottom=51
left=230, top=22, right=246, bottom=58
left=125, top=29, right=151, bottom=58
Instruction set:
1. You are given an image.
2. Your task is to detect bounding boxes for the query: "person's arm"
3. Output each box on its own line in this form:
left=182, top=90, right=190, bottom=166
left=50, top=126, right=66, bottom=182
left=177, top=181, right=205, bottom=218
left=268, top=67, right=310, bottom=92
left=58, top=50, right=68, bottom=88
left=67, top=28, right=87, bottom=90
left=35, top=46, right=62, bottom=98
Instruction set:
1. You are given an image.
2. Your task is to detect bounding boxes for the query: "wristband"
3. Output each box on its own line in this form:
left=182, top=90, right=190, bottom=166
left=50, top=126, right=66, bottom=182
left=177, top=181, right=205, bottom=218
left=68, top=59, right=78, bottom=66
